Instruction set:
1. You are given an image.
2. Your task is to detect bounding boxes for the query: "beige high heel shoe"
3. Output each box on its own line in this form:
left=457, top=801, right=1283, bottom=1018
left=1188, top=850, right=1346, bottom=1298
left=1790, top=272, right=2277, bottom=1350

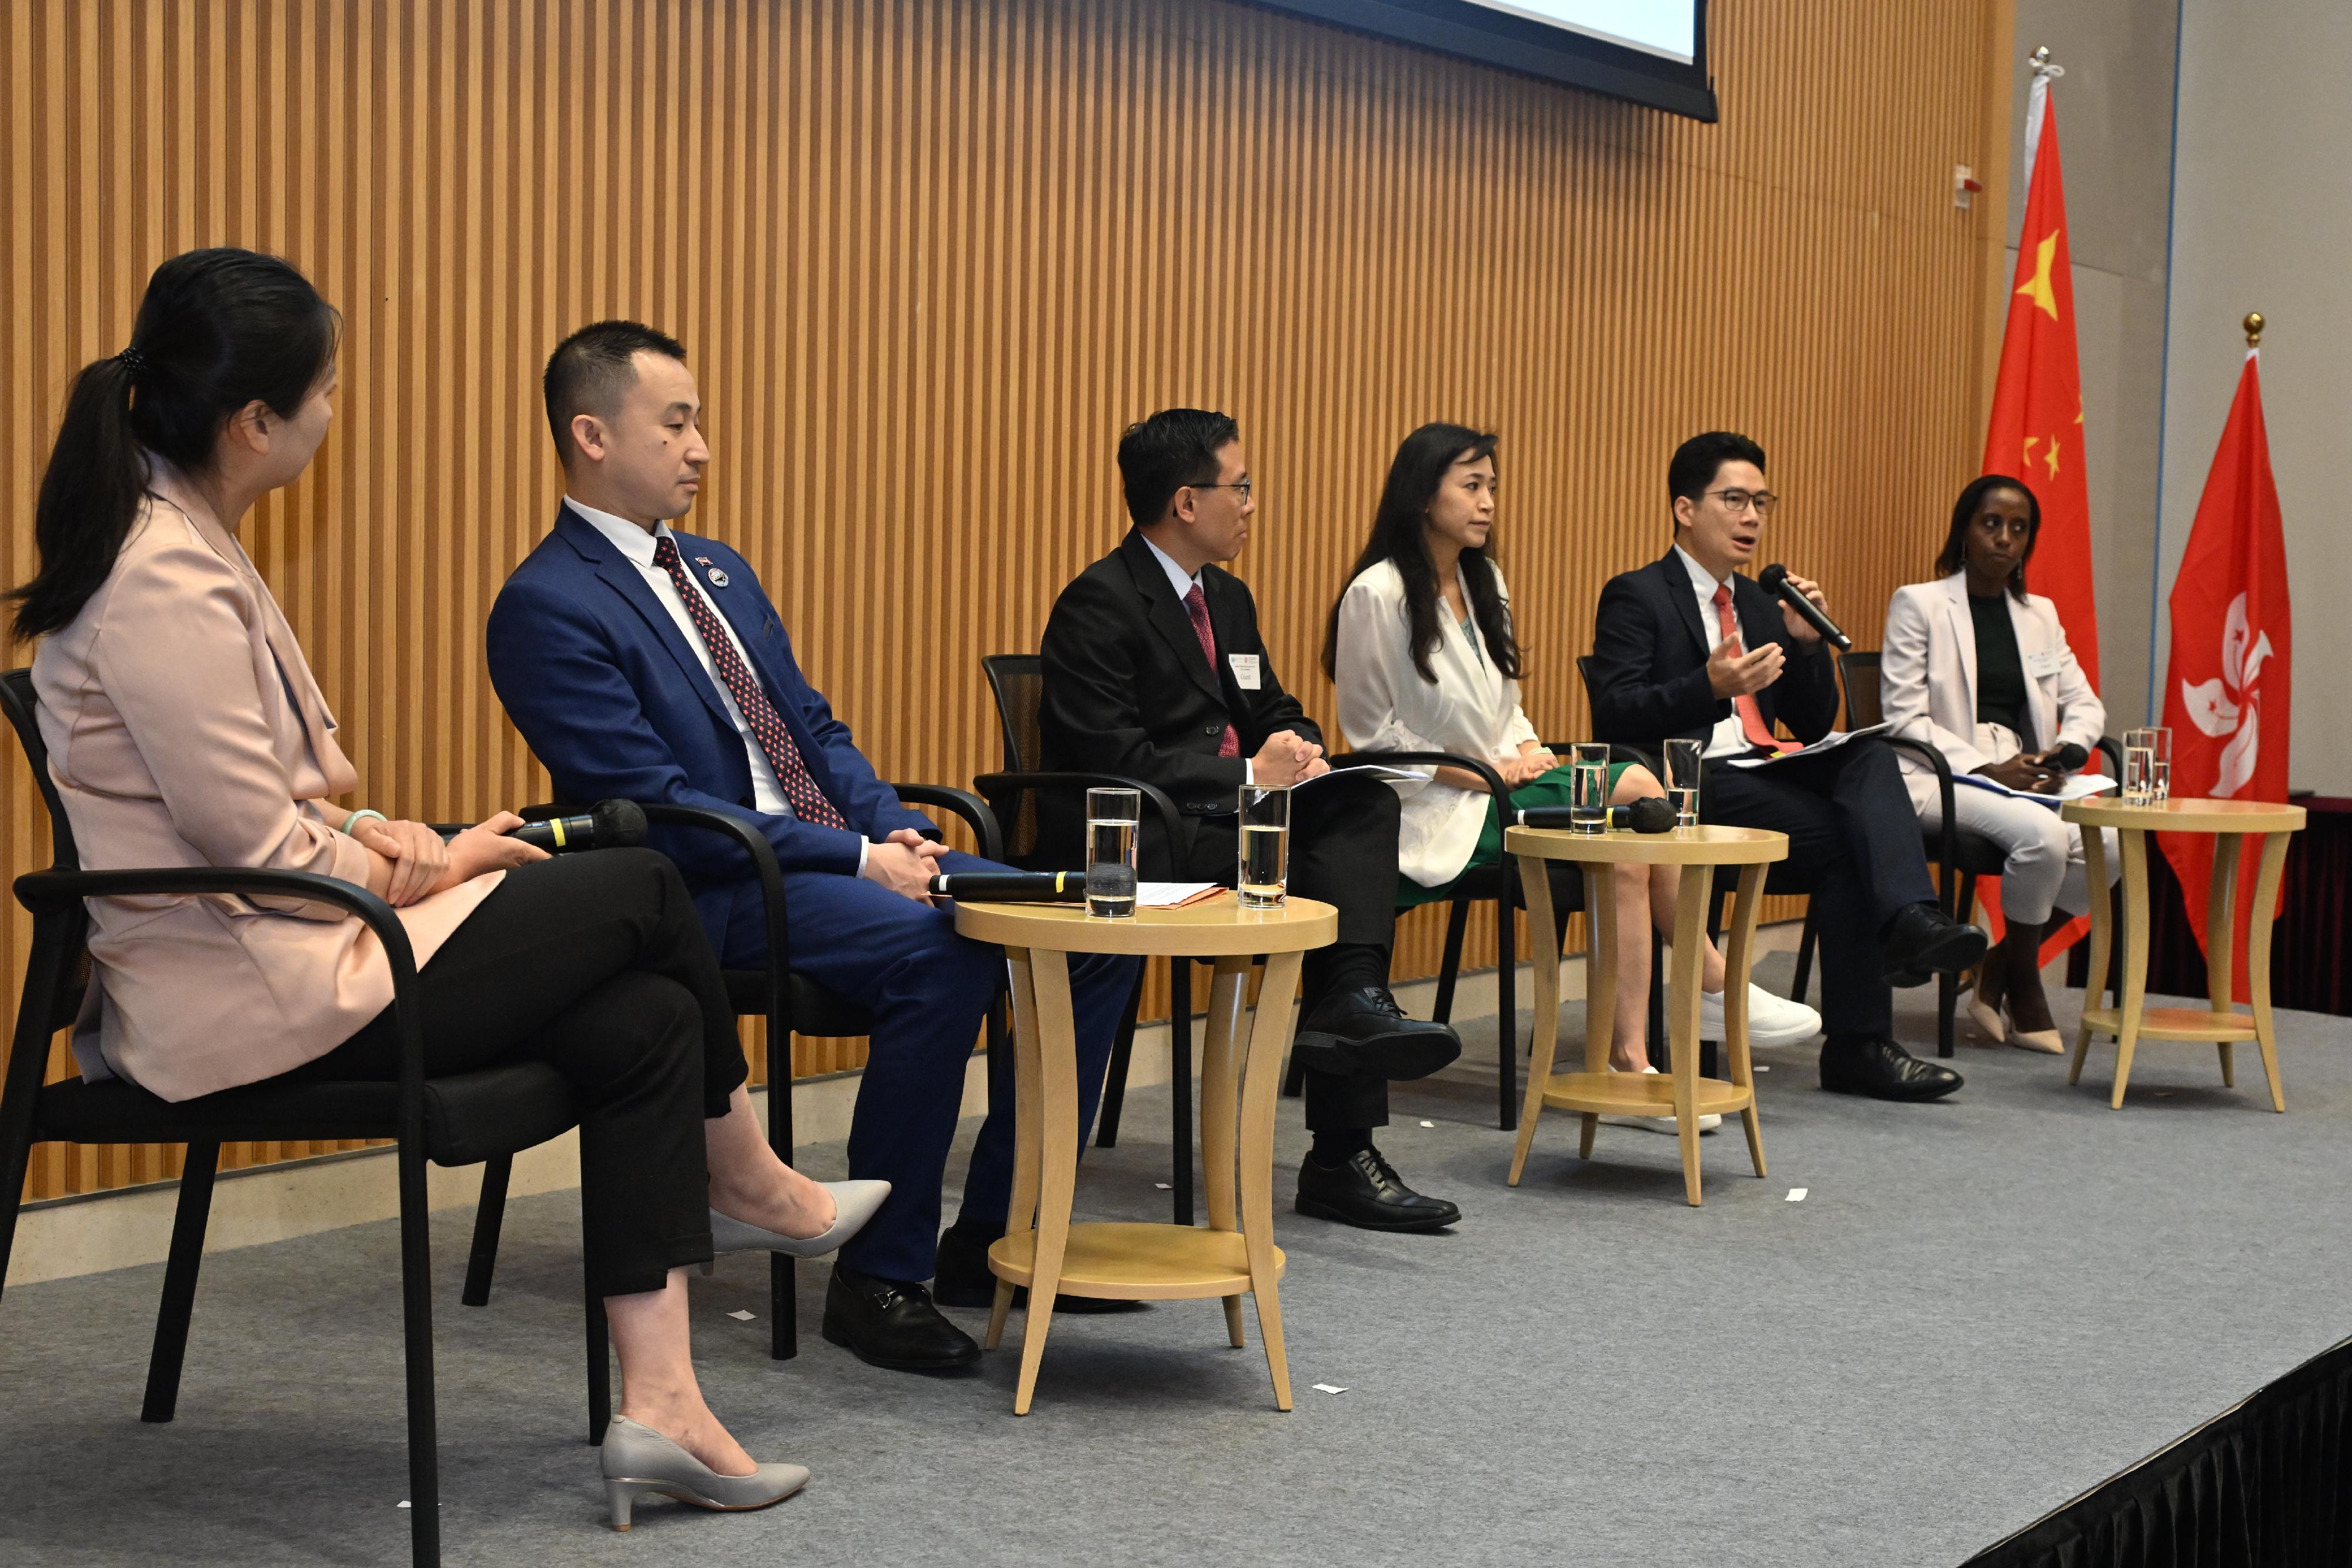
left=600, top=1416, right=808, bottom=1531
left=2003, top=1003, right=2065, bottom=1055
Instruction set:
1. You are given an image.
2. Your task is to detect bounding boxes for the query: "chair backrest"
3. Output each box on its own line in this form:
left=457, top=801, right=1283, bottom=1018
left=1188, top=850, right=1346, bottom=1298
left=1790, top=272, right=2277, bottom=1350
left=1837, top=650, right=1884, bottom=730
left=2, top=668, right=79, bottom=871
left=980, top=654, right=1044, bottom=772
left=2, top=667, right=92, bottom=1041
left=978, top=655, right=1048, bottom=865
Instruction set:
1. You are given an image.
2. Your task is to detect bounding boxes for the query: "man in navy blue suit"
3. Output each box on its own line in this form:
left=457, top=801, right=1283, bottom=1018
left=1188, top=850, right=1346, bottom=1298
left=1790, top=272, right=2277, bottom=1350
left=487, top=322, right=1135, bottom=1372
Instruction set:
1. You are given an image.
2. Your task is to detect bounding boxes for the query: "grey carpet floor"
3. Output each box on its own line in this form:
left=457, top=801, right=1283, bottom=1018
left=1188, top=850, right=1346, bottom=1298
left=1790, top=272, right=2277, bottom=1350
left=5, top=955, right=2349, bottom=1568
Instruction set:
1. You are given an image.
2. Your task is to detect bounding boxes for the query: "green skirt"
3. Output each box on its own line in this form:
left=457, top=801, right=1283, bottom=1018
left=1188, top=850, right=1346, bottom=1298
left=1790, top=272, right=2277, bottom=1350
left=1398, top=760, right=1641, bottom=909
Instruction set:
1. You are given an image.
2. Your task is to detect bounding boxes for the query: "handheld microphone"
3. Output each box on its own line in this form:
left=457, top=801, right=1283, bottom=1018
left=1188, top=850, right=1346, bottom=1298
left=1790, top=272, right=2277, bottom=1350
left=1516, top=797, right=1677, bottom=834
left=1758, top=563, right=1853, bottom=651
left=509, top=799, right=648, bottom=854
left=927, top=871, right=1088, bottom=902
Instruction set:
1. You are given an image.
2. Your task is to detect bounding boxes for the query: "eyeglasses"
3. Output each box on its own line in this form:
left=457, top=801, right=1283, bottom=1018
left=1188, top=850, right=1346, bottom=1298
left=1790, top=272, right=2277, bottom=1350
left=1191, top=479, right=1254, bottom=502
left=1703, top=487, right=1778, bottom=518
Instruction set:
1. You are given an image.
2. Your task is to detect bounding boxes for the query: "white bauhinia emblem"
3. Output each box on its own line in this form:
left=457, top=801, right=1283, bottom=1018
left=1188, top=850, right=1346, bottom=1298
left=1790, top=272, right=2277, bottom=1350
left=2180, top=591, right=2274, bottom=798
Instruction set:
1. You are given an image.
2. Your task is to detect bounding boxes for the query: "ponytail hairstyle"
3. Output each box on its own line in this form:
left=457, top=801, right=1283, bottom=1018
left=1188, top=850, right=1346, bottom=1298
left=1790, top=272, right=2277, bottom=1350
left=1322, top=423, right=1519, bottom=684
left=9, top=248, right=341, bottom=641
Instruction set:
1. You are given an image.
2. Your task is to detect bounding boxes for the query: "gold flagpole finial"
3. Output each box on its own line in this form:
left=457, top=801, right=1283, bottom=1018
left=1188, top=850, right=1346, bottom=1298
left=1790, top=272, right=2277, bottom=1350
left=2243, top=312, right=2264, bottom=347
left=2030, top=45, right=2050, bottom=67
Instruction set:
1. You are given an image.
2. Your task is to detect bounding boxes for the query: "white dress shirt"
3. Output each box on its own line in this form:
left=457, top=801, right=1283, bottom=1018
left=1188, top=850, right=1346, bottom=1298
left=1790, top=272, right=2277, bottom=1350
left=1141, top=531, right=1254, bottom=784
left=1674, top=543, right=1759, bottom=760
left=567, top=499, right=791, bottom=816
left=1332, top=558, right=1538, bottom=886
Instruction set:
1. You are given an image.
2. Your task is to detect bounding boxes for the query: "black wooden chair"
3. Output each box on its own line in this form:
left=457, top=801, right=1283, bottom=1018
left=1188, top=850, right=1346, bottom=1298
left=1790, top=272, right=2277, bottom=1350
left=1318, top=747, right=1590, bottom=1132
left=0, top=669, right=594, bottom=1568
left=974, top=654, right=1197, bottom=1218
left=462, top=785, right=1001, bottom=1363
left=1839, top=651, right=2129, bottom=1050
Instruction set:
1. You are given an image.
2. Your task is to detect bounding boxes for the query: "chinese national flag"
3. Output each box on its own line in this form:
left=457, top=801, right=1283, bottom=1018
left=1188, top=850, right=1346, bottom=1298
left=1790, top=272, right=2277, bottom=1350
left=1975, top=78, right=2099, bottom=967
left=2157, top=349, right=2291, bottom=1004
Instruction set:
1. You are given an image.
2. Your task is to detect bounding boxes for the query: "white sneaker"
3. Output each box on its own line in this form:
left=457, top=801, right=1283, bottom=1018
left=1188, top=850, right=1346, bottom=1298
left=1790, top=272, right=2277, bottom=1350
left=1599, top=1064, right=1720, bottom=1135
left=1699, top=982, right=1822, bottom=1048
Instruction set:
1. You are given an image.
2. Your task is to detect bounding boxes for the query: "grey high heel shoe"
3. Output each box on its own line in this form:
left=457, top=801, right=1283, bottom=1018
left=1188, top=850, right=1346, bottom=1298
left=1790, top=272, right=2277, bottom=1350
left=707, top=1179, right=890, bottom=1262
left=600, top=1416, right=807, bottom=1531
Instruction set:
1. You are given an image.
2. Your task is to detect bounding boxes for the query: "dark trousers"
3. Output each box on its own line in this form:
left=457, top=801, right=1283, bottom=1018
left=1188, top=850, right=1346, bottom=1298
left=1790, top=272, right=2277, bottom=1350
left=723, top=847, right=1135, bottom=1283
left=1176, top=773, right=1408, bottom=1134
left=289, top=850, right=745, bottom=1298
left=1702, top=739, right=1937, bottom=1038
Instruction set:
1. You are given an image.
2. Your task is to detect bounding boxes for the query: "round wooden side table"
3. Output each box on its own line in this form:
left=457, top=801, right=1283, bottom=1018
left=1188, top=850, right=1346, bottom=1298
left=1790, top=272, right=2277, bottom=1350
left=1503, top=824, right=1789, bottom=1206
left=948, top=892, right=1337, bottom=1415
left=2059, top=795, right=2307, bottom=1110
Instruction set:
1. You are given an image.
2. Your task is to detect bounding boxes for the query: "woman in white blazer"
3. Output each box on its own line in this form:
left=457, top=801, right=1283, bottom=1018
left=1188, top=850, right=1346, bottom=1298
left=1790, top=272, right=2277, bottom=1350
left=1879, top=474, right=2117, bottom=1052
left=1327, top=424, right=1819, bottom=1118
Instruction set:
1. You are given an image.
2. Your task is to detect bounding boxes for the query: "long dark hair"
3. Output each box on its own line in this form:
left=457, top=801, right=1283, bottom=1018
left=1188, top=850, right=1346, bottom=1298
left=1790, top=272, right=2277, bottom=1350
left=1322, top=423, right=1521, bottom=684
left=1936, top=473, right=2039, bottom=600
left=8, top=249, right=342, bottom=641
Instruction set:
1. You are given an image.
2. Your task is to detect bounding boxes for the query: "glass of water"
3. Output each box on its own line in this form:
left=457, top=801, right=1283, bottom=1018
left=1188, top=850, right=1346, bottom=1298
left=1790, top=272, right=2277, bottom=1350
left=1663, top=738, right=1702, bottom=835
left=1237, top=784, right=1289, bottom=908
left=2146, top=726, right=2173, bottom=802
left=1085, top=787, right=1139, bottom=918
left=2122, top=737, right=2156, bottom=808
left=1570, top=743, right=1612, bottom=836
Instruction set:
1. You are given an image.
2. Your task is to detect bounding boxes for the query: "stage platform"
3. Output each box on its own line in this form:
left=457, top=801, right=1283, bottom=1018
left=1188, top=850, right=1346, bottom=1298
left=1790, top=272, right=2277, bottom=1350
left=4, top=952, right=2347, bottom=1567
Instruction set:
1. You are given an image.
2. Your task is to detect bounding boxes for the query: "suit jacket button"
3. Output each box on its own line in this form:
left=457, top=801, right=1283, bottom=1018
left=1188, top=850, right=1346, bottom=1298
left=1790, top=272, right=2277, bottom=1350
left=1205, top=725, right=1220, bottom=736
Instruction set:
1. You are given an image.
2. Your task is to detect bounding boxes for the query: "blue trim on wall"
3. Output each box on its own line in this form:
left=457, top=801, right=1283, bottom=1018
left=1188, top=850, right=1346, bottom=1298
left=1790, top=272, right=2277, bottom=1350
left=2147, top=0, right=2189, bottom=723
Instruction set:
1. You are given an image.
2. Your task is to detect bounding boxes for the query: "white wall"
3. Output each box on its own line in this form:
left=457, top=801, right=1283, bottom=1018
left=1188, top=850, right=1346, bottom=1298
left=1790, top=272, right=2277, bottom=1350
left=2009, top=1, right=2180, bottom=732
left=2158, top=1, right=2352, bottom=794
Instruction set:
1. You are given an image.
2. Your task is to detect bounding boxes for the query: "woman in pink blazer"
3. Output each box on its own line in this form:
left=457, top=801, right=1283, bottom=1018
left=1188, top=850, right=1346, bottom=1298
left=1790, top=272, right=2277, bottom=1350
left=11, top=249, right=881, bottom=1526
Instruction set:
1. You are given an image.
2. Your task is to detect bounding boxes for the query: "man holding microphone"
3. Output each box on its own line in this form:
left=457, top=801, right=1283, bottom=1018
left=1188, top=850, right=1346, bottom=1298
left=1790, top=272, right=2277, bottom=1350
left=1586, top=432, right=1984, bottom=1102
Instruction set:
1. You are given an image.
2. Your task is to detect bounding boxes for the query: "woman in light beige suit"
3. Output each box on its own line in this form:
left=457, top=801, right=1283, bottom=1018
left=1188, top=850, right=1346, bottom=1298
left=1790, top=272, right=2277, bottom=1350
left=11, top=250, right=883, bottom=1527
left=1879, top=474, right=2117, bottom=1053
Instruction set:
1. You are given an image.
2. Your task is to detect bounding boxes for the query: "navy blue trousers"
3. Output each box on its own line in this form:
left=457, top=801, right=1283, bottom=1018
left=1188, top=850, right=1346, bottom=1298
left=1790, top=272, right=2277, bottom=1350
left=721, top=848, right=1135, bottom=1283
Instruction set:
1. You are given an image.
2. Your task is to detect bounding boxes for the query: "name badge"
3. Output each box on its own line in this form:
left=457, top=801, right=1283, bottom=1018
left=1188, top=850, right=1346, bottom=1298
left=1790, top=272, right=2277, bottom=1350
left=2026, top=648, right=2063, bottom=678
left=1228, top=653, right=1262, bottom=690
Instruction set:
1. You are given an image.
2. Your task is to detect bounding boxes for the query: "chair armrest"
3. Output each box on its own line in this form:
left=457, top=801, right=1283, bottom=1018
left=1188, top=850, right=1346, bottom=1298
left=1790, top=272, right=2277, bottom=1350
left=888, top=783, right=1004, bottom=864
left=635, top=804, right=793, bottom=999
left=2096, top=735, right=2124, bottom=780
left=1878, top=735, right=1960, bottom=912
left=1342, top=750, right=1511, bottom=810
left=14, top=866, right=432, bottom=1119
left=970, top=770, right=1186, bottom=862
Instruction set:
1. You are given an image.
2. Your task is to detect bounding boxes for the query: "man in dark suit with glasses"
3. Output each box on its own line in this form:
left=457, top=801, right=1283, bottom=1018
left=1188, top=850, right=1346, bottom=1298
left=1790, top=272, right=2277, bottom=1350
left=1037, top=408, right=1465, bottom=1232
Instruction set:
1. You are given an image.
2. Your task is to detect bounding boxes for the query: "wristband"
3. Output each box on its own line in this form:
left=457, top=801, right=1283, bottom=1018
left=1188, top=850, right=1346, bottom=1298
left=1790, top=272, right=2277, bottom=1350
left=342, top=808, right=390, bottom=835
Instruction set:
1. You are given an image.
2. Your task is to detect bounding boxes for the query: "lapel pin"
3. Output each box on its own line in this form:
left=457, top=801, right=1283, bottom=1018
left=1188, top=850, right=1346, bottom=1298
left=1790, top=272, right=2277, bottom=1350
left=704, top=565, right=730, bottom=587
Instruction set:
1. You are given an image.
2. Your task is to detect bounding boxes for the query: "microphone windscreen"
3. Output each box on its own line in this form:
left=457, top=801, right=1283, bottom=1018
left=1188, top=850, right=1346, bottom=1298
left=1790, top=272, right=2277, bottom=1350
left=1758, top=562, right=1789, bottom=591
left=593, top=798, right=649, bottom=848
left=1626, top=795, right=1676, bottom=834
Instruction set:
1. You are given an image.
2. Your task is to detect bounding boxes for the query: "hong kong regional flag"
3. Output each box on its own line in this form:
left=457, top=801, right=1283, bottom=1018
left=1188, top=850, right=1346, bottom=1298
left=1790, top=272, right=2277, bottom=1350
left=1984, top=76, right=2099, bottom=685
left=1977, top=69, right=2099, bottom=965
left=2159, top=346, right=2292, bottom=1002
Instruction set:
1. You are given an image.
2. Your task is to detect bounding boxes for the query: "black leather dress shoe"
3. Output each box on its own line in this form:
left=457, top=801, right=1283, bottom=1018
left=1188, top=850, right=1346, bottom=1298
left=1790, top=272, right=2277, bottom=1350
left=1292, top=988, right=1462, bottom=1082
left=1879, top=902, right=1990, bottom=987
left=1294, top=1146, right=1461, bottom=1231
left=931, top=1222, right=1137, bottom=1313
left=1818, top=1035, right=1964, bottom=1101
left=821, top=1263, right=981, bottom=1370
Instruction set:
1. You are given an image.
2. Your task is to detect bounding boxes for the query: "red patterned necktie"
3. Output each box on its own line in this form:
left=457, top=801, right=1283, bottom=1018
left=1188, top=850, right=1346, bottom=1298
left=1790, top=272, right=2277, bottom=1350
left=1713, top=583, right=1799, bottom=754
left=651, top=536, right=849, bottom=828
left=1182, top=581, right=1240, bottom=758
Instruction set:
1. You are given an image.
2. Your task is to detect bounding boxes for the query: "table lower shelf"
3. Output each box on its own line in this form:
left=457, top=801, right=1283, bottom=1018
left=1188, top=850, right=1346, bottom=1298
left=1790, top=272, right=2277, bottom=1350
left=1537, top=1072, right=1754, bottom=1118
left=2080, top=1006, right=2259, bottom=1043
left=989, top=1223, right=1285, bottom=1300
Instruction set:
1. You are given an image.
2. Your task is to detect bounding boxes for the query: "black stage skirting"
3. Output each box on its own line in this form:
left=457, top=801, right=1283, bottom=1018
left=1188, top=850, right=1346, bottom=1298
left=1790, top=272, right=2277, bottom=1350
left=1964, top=1333, right=2352, bottom=1567
left=2067, top=795, right=2352, bottom=1017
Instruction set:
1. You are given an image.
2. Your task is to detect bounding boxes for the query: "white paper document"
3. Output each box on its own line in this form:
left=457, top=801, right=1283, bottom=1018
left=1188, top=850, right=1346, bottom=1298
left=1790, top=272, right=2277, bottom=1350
left=1722, top=723, right=1892, bottom=770
left=1299, top=761, right=1426, bottom=790
left=1137, top=881, right=1225, bottom=909
left=1950, top=771, right=2116, bottom=807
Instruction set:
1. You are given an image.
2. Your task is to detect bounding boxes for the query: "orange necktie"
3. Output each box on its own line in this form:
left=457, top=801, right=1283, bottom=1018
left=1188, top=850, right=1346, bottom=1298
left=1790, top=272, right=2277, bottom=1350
left=1713, top=583, right=1799, bottom=754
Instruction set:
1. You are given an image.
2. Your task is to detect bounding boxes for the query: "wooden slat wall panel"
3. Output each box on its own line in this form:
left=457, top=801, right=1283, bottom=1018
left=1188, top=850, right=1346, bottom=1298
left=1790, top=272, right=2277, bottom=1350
left=1, top=0, right=2010, bottom=1201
